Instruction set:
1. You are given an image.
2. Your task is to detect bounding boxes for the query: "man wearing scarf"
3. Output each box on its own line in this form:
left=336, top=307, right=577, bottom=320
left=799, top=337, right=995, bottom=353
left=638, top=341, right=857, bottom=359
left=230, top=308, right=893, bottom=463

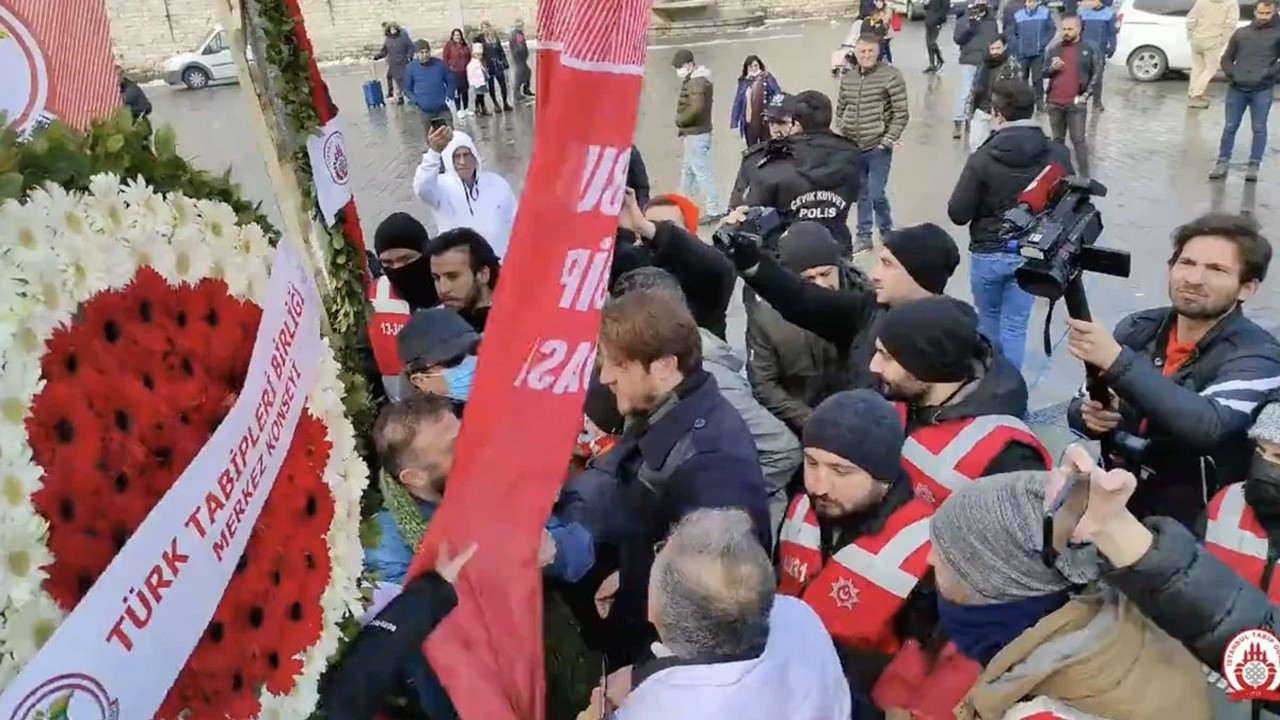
left=367, top=213, right=440, bottom=403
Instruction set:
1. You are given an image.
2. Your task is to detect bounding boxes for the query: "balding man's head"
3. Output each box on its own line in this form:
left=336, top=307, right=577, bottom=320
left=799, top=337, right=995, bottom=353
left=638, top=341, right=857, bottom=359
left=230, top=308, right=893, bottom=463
left=647, top=509, right=775, bottom=657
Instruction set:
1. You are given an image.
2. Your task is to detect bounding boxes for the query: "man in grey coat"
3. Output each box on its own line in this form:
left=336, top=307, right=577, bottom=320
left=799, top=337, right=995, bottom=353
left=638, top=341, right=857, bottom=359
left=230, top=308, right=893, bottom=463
left=615, top=267, right=802, bottom=544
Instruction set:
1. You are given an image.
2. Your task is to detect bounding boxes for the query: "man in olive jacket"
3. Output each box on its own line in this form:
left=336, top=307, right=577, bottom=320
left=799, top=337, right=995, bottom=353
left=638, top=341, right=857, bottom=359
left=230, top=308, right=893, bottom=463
left=836, top=34, right=909, bottom=255
left=673, top=48, right=723, bottom=223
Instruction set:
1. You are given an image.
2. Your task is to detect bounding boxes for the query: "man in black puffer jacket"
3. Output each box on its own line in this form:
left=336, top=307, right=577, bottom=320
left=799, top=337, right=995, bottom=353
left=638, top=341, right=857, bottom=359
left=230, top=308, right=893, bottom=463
left=951, top=0, right=1002, bottom=139
left=948, top=79, right=1072, bottom=371
left=729, top=90, right=862, bottom=255
left=924, top=0, right=951, bottom=72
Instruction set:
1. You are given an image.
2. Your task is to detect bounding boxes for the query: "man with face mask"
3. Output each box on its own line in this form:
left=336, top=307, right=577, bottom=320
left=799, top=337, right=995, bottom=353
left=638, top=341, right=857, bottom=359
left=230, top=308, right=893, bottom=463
left=397, top=307, right=480, bottom=411
left=1066, top=213, right=1278, bottom=526
left=368, top=213, right=439, bottom=403
left=1204, top=399, right=1280, bottom=607
left=727, top=91, right=863, bottom=255
left=413, top=127, right=518, bottom=259
left=775, top=390, right=938, bottom=697
left=871, top=296, right=1051, bottom=505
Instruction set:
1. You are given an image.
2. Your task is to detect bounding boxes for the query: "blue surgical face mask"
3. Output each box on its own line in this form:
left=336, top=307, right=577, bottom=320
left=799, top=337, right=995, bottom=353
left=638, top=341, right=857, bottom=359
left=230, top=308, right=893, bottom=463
left=443, top=354, right=477, bottom=402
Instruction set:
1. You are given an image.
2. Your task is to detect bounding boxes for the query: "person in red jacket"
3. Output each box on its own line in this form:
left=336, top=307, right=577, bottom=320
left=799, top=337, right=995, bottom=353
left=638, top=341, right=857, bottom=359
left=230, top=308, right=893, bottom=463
left=776, top=389, right=937, bottom=700
left=441, top=28, right=472, bottom=116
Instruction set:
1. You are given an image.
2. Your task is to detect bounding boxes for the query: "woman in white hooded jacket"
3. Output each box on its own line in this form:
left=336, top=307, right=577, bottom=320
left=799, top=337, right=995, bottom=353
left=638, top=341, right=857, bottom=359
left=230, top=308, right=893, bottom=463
left=413, top=127, right=519, bottom=259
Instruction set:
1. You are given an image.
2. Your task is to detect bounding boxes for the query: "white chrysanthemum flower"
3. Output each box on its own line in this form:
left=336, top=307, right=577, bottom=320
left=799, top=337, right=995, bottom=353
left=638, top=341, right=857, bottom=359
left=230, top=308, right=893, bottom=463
left=167, top=192, right=199, bottom=229
left=245, top=265, right=270, bottom=304
left=0, top=199, right=48, bottom=254
left=0, top=448, right=43, bottom=511
left=222, top=268, right=253, bottom=299
left=0, top=593, right=64, bottom=664
left=132, top=232, right=178, bottom=282
left=24, top=265, right=78, bottom=320
left=196, top=199, right=240, bottom=249
left=83, top=193, right=128, bottom=237
left=125, top=191, right=174, bottom=239
left=87, top=172, right=123, bottom=201
left=0, top=514, right=54, bottom=608
left=240, top=222, right=272, bottom=260
left=119, top=175, right=154, bottom=207
left=254, top=695, right=292, bottom=720
left=11, top=306, right=67, bottom=360
left=0, top=261, right=27, bottom=312
left=32, top=185, right=92, bottom=241
left=168, top=227, right=214, bottom=286
left=97, top=239, right=138, bottom=292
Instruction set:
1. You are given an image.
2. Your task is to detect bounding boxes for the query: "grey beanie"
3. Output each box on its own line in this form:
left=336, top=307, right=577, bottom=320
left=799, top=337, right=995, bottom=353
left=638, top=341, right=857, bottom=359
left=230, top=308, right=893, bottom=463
left=1249, top=400, right=1280, bottom=446
left=802, top=390, right=905, bottom=483
left=930, top=471, right=1072, bottom=604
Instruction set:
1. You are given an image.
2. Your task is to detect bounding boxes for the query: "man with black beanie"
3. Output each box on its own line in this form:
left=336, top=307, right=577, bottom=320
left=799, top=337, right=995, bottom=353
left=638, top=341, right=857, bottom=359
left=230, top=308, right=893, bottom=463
left=728, top=90, right=864, bottom=254
left=870, top=295, right=1051, bottom=506
left=775, top=390, right=939, bottom=700
left=367, top=212, right=439, bottom=403
left=721, top=218, right=961, bottom=391
left=747, top=222, right=851, bottom=433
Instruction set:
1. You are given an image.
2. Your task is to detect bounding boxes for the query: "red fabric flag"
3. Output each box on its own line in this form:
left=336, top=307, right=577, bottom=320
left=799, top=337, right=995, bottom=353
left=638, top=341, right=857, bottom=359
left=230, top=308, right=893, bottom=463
left=404, top=1, right=652, bottom=718
left=1, top=0, right=118, bottom=131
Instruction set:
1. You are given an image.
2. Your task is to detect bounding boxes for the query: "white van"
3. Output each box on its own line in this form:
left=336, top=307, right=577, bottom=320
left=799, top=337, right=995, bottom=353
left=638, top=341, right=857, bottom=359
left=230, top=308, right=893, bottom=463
left=1111, top=0, right=1253, bottom=81
left=160, top=27, right=238, bottom=90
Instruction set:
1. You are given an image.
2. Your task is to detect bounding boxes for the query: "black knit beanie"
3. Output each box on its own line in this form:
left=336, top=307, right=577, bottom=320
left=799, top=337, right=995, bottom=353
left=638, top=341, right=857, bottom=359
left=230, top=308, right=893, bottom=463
left=374, top=212, right=431, bottom=255
left=778, top=221, right=841, bottom=273
left=802, top=390, right=905, bottom=483
left=881, top=223, right=961, bottom=295
left=877, top=296, right=981, bottom=383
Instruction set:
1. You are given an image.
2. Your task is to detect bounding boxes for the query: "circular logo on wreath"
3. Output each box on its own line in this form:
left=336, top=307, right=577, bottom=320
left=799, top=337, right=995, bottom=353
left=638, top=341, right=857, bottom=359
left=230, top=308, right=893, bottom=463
left=0, top=6, right=51, bottom=132
left=8, top=673, right=119, bottom=720
left=1223, top=628, right=1280, bottom=701
left=322, top=131, right=349, bottom=186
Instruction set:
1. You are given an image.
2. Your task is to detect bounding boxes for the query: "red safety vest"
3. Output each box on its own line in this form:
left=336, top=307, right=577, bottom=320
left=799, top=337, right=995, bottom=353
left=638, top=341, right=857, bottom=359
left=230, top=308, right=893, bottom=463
left=1204, top=482, right=1280, bottom=601
left=367, top=275, right=412, bottom=400
left=776, top=493, right=934, bottom=654
left=896, top=405, right=1051, bottom=508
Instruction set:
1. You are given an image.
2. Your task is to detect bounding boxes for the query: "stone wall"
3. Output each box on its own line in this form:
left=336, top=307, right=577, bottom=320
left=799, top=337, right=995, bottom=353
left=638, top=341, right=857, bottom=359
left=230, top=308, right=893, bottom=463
left=107, top=0, right=850, bottom=73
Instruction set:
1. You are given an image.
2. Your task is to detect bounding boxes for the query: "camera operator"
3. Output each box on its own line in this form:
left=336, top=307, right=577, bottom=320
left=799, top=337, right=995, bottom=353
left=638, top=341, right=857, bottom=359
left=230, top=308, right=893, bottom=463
left=948, top=79, right=1073, bottom=370
left=1065, top=213, right=1279, bottom=527
left=721, top=213, right=961, bottom=391
left=728, top=90, right=862, bottom=255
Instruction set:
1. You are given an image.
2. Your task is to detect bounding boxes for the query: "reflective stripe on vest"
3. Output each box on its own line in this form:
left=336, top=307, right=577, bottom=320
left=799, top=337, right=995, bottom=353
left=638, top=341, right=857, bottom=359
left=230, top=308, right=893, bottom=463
left=901, top=414, right=1049, bottom=506
left=828, top=515, right=931, bottom=598
left=1205, top=483, right=1269, bottom=558
left=367, top=275, right=412, bottom=399
left=779, top=494, right=821, bottom=550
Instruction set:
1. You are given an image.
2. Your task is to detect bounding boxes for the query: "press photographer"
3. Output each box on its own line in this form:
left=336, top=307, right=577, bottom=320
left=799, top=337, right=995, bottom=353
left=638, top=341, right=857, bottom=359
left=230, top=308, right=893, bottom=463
left=728, top=91, right=863, bottom=255
left=1065, top=214, right=1279, bottom=527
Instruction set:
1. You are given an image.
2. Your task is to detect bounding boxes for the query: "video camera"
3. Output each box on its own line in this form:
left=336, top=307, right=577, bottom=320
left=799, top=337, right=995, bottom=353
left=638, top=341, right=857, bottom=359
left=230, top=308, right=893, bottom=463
left=711, top=206, right=783, bottom=254
left=1001, top=165, right=1148, bottom=467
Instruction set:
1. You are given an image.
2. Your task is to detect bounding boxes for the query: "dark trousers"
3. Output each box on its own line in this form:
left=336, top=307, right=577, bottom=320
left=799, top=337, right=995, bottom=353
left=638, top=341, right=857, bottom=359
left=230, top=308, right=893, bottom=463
left=487, top=67, right=511, bottom=107
left=513, top=60, right=533, bottom=95
left=1218, top=85, right=1273, bottom=164
left=450, top=70, right=469, bottom=109
left=925, top=24, right=943, bottom=66
left=880, top=40, right=893, bottom=64
left=1020, top=56, right=1045, bottom=104
left=1047, top=102, right=1089, bottom=177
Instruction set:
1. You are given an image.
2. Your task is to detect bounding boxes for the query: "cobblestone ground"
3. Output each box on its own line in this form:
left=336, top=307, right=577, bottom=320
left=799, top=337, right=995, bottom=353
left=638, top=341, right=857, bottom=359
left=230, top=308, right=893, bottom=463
left=149, top=20, right=1280, bottom=447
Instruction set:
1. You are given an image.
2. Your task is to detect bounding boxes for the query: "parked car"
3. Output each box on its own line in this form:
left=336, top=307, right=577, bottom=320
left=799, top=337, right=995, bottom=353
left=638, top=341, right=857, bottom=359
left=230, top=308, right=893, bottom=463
left=1111, top=0, right=1254, bottom=81
left=161, top=27, right=238, bottom=90
left=889, top=0, right=969, bottom=19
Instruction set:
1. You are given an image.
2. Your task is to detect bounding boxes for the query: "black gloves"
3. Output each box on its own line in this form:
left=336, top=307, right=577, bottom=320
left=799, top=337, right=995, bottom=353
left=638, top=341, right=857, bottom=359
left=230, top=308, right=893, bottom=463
left=719, top=230, right=763, bottom=273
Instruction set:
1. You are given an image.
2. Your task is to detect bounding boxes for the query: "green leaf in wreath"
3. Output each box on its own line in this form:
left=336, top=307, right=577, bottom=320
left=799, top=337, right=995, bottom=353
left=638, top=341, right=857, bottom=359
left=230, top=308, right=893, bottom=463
left=0, top=172, right=23, bottom=200
left=104, top=134, right=126, bottom=154
left=154, top=127, right=178, bottom=159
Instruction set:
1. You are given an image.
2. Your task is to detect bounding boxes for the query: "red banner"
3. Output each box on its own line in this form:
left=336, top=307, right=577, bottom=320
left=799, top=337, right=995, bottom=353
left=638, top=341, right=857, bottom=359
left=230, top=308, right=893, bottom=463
left=0, top=0, right=118, bottom=132
left=405, top=0, right=652, bottom=718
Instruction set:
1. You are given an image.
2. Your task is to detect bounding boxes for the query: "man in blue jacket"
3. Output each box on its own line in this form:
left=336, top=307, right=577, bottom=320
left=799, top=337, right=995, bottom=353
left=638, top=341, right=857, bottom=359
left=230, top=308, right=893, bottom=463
left=1011, top=0, right=1056, bottom=110
left=593, top=288, right=771, bottom=668
left=404, top=39, right=454, bottom=131
left=1078, top=0, right=1117, bottom=110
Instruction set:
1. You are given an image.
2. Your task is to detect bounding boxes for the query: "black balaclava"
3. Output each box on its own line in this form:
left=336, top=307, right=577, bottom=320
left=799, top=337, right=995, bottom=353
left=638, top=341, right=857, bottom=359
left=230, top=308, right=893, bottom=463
left=374, top=213, right=438, bottom=310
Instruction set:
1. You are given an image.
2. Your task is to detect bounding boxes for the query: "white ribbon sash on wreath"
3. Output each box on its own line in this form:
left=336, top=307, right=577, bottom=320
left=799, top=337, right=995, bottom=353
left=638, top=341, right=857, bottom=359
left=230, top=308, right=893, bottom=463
left=305, top=116, right=353, bottom=227
left=0, top=243, right=323, bottom=720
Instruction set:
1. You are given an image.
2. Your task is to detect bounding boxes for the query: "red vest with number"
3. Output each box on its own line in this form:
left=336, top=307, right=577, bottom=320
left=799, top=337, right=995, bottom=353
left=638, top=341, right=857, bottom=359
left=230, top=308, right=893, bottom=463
left=776, top=493, right=933, bottom=654
left=1205, top=482, right=1280, bottom=601
left=896, top=405, right=1051, bottom=508
left=367, top=275, right=412, bottom=401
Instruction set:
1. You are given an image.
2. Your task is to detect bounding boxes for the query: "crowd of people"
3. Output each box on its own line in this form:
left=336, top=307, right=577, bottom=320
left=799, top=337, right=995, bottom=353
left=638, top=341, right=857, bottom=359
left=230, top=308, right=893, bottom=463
left=304, top=7, right=1280, bottom=720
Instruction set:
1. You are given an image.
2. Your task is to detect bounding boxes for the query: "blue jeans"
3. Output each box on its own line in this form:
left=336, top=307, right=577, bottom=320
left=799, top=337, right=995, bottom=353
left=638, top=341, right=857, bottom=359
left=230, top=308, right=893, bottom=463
left=954, top=63, right=978, bottom=121
left=680, top=132, right=721, bottom=214
left=970, top=252, right=1034, bottom=369
left=1217, top=85, right=1274, bottom=165
left=856, top=147, right=893, bottom=238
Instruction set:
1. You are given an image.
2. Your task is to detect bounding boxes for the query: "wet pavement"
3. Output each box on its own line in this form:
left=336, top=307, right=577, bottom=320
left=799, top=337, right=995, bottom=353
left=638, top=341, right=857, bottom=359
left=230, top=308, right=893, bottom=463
left=147, top=20, right=1280, bottom=440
